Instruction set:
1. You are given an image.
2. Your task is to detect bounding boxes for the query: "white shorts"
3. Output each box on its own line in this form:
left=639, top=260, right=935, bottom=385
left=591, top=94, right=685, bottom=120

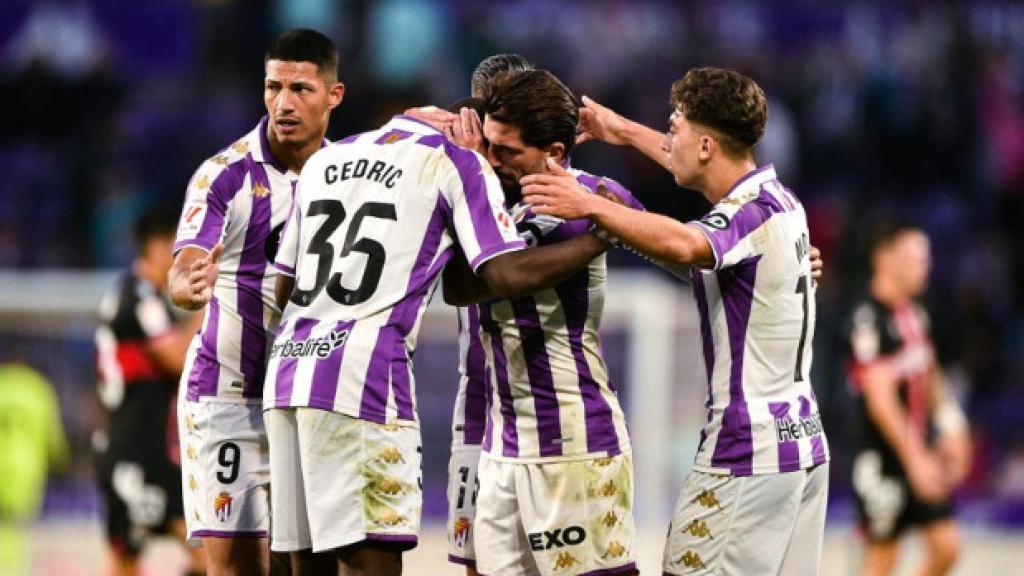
left=178, top=389, right=270, bottom=542
left=662, top=463, right=829, bottom=576
left=266, top=407, right=422, bottom=553
left=447, top=445, right=482, bottom=567
left=474, top=452, right=637, bottom=576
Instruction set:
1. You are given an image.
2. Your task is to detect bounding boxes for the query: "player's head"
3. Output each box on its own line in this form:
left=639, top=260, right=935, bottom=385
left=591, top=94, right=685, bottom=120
left=134, top=207, right=179, bottom=288
left=869, top=222, right=931, bottom=298
left=480, top=69, right=578, bottom=196
left=471, top=53, right=534, bottom=98
left=264, top=28, right=344, bottom=148
left=663, top=67, right=767, bottom=188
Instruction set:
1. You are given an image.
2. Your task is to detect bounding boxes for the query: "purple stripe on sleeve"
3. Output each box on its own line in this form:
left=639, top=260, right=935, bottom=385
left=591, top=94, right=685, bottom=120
left=174, top=161, right=247, bottom=254
left=338, top=133, right=360, bottom=144
left=770, top=401, right=801, bottom=473
left=444, top=143, right=525, bottom=267
left=481, top=303, right=518, bottom=457
left=308, top=320, right=357, bottom=411
left=462, top=306, right=488, bottom=445
left=800, top=395, right=828, bottom=465
left=555, top=270, right=621, bottom=455
left=237, top=161, right=272, bottom=399
left=698, top=185, right=788, bottom=266
left=187, top=297, right=221, bottom=400
left=710, top=256, right=760, bottom=476
left=272, top=317, right=317, bottom=406
left=274, top=262, right=295, bottom=276
left=511, top=297, right=563, bottom=458
left=360, top=195, right=451, bottom=422
left=576, top=173, right=645, bottom=211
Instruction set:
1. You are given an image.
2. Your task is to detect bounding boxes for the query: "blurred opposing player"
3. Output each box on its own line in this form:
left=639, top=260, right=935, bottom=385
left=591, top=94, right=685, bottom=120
left=846, top=223, right=969, bottom=576
left=446, top=53, right=535, bottom=576
left=440, top=70, right=640, bottom=576
left=167, top=28, right=343, bottom=574
left=0, top=361, right=68, bottom=576
left=264, top=104, right=613, bottom=573
left=523, top=67, right=830, bottom=575
left=95, top=209, right=204, bottom=575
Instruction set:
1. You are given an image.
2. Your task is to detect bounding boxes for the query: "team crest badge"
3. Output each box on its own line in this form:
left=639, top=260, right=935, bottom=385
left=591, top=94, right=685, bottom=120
left=214, top=491, right=233, bottom=521
left=452, top=516, right=471, bottom=549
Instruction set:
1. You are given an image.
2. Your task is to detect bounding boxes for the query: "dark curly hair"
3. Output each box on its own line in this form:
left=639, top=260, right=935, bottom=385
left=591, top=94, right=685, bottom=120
left=670, top=67, right=767, bottom=157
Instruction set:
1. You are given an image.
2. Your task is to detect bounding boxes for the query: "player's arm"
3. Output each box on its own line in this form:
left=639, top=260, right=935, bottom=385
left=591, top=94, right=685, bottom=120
left=443, top=248, right=495, bottom=305
left=576, top=96, right=670, bottom=172
left=859, top=362, right=947, bottom=502
left=169, top=245, right=223, bottom=311
left=274, top=275, right=295, bottom=312
left=929, top=366, right=971, bottom=487
left=460, top=233, right=610, bottom=303
left=522, top=159, right=714, bottom=268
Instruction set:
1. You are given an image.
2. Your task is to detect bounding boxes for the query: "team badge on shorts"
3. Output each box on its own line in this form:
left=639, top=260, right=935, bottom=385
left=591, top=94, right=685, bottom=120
left=452, top=516, right=471, bottom=549
left=214, top=491, right=233, bottom=522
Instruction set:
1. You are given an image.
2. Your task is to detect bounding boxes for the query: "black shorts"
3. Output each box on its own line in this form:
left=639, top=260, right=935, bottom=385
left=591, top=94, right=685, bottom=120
left=96, top=450, right=183, bottom=557
left=851, top=447, right=954, bottom=542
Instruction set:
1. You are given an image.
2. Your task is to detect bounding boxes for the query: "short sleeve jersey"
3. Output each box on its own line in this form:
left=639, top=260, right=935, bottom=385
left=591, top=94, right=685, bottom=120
left=264, top=116, right=525, bottom=424
left=173, top=117, right=321, bottom=402
left=688, top=164, right=829, bottom=476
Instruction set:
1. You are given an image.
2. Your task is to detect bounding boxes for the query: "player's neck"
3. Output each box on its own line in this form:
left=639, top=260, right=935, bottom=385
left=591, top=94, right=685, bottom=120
left=267, top=129, right=324, bottom=174
left=870, top=275, right=909, bottom=309
left=702, top=157, right=758, bottom=204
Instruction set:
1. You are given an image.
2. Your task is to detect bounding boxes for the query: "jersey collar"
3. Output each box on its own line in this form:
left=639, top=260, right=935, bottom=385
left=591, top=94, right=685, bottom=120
left=723, top=163, right=777, bottom=200
left=252, top=115, right=330, bottom=174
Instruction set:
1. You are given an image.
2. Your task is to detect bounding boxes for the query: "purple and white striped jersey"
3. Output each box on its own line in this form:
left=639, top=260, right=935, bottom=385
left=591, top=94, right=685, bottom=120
left=689, top=164, right=829, bottom=476
left=451, top=306, right=488, bottom=448
left=174, top=117, right=317, bottom=403
left=474, top=169, right=640, bottom=462
left=264, top=116, right=525, bottom=424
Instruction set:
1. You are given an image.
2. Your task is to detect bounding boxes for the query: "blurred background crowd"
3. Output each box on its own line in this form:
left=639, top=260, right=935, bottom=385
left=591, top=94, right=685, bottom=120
left=1, top=0, right=1023, bottom=543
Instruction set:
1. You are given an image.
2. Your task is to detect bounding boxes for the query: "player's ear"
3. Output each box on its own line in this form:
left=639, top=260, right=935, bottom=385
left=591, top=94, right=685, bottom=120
left=327, top=81, right=345, bottom=109
left=547, top=142, right=566, bottom=165
left=698, top=134, right=713, bottom=161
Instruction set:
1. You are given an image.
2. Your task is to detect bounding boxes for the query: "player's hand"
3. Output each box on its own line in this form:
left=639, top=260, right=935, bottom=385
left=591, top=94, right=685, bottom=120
left=810, top=245, right=823, bottom=284
left=451, top=106, right=486, bottom=156
left=937, top=432, right=972, bottom=488
left=403, top=105, right=455, bottom=133
left=521, top=158, right=597, bottom=220
left=187, top=244, right=222, bottom=307
left=906, top=450, right=949, bottom=504
left=577, top=95, right=633, bottom=146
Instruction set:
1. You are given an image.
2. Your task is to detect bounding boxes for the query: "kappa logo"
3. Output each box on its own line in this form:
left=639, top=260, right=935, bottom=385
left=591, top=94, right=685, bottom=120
left=270, top=330, right=349, bottom=359
left=553, top=552, right=581, bottom=570
left=701, top=212, right=730, bottom=230
left=375, top=507, right=407, bottom=526
left=377, top=446, right=406, bottom=464
left=603, top=540, right=627, bottom=559
left=375, top=476, right=403, bottom=496
left=678, top=550, right=706, bottom=569
left=691, top=489, right=723, bottom=510
left=682, top=519, right=714, bottom=540
left=452, top=516, right=471, bottom=549
left=251, top=182, right=270, bottom=198
left=528, top=526, right=587, bottom=551
left=600, top=510, right=618, bottom=528
left=214, top=491, right=233, bottom=521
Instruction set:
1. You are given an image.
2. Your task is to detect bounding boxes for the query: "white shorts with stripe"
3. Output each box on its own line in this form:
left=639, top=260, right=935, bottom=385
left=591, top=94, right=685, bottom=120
left=662, top=463, right=829, bottom=575
left=474, top=451, right=637, bottom=576
left=447, top=445, right=482, bottom=567
left=265, top=407, right=422, bottom=553
left=177, top=386, right=270, bottom=542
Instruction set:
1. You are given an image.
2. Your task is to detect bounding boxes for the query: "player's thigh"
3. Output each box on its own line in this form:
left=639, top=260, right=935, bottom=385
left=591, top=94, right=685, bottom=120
left=294, top=409, right=422, bottom=553
left=663, top=470, right=804, bottom=576
left=266, top=408, right=312, bottom=552
left=180, top=399, right=270, bottom=540
left=447, top=445, right=482, bottom=566
left=517, top=453, right=637, bottom=576
left=778, top=463, right=829, bottom=576
left=473, top=455, right=534, bottom=576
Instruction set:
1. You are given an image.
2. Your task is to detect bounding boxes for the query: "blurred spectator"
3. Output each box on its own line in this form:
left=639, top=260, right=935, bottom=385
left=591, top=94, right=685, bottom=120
left=0, top=361, right=69, bottom=575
